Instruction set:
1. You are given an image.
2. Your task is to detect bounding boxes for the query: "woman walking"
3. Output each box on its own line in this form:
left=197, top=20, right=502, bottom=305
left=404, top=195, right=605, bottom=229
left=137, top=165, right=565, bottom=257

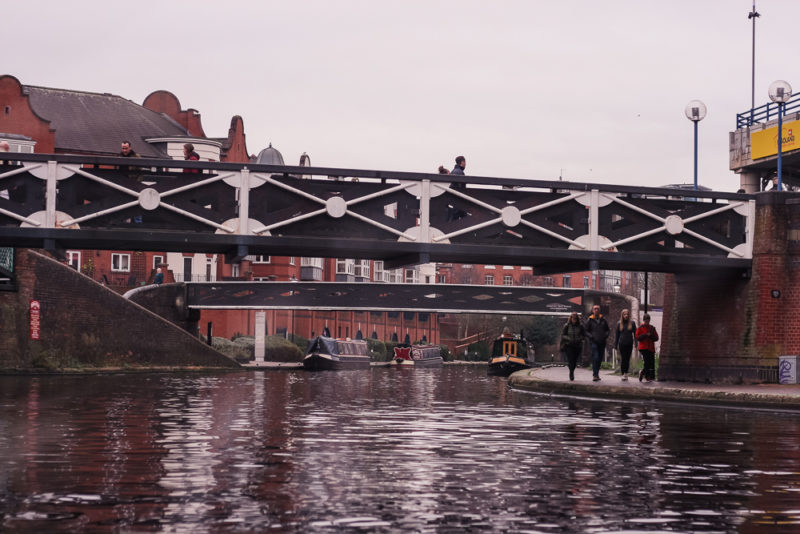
left=560, top=312, right=585, bottom=381
left=635, top=313, right=659, bottom=382
left=614, top=309, right=637, bottom=381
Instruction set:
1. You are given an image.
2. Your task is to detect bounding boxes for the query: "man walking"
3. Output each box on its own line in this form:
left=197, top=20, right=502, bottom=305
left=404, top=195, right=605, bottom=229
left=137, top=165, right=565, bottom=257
left=585, top=304, right=610, bottom=381
left=451, top=156, right=466, bottom=175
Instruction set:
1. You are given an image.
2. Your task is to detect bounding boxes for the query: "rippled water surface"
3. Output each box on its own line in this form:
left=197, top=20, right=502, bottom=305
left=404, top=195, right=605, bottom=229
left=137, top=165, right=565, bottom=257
left=2, top=366, right=800, bottom=533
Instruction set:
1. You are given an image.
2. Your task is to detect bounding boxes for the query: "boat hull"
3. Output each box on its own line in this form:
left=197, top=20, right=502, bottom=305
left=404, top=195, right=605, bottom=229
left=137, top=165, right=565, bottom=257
left=303, top=353, right=371, bottom=371
left=487, top=355, right=531, bottom=377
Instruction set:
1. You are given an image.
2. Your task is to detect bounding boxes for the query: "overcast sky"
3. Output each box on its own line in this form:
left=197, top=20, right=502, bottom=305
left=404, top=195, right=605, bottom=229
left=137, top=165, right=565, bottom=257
left=5, top=1, right=798, bottom=191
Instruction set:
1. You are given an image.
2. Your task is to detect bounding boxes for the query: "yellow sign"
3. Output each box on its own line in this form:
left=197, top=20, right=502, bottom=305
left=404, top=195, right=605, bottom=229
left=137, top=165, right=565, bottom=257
left=751, top=119, right=800, bottom=159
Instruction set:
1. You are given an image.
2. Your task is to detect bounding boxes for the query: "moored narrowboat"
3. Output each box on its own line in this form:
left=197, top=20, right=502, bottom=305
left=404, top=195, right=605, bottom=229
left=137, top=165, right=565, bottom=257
left=487, top=329, right=532, bottom=376
left=303, top=336, right=371, bottom=371
left=391, top=344, right=443, bottom=367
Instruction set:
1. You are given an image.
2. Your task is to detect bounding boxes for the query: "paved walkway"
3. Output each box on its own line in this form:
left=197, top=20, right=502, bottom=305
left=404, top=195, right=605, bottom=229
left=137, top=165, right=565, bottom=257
left=508, top=365, right=800, bottom=411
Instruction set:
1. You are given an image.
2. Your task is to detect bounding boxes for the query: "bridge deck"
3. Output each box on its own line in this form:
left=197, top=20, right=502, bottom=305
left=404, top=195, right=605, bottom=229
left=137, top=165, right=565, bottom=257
left=0, top=154, right=753, bottom=274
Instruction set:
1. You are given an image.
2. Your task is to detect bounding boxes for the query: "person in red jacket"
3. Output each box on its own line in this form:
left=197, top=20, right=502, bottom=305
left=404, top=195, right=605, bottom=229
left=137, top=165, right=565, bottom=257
left=183, top=143, right=200, bottom=174
left=635, top=313, right=659, bottom=382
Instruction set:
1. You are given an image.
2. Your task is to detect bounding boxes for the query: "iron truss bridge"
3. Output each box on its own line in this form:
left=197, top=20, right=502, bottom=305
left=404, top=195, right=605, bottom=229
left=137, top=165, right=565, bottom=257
left=0, top=153, right=754, bottom=273
left=186, top=282, right=585, bottom=316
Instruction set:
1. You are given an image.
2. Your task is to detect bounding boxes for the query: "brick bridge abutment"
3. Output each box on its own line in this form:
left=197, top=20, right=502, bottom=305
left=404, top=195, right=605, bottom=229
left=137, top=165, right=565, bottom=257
left=0, top=249, right=238, bottom=370
left=660, top=191, right=800, bottom=384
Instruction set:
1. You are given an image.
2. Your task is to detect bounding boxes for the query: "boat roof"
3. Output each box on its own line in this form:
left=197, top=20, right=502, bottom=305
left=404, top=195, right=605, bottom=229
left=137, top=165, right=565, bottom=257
left=307, top=336, right=368, bottom=356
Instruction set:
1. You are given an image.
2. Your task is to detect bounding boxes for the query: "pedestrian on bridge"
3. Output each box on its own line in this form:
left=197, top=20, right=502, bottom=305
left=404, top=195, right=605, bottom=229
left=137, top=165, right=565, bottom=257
left=183, top=143, right=200, bottom=174
left=614, top=309, right=637, bottom=381
left=585, top=305, right=610, bottom=382
left=636, top=313, right=659, bottom=382
left=451, top=156, right=466, bottom=175
left=153, top=267, right=164, bottom=285
left=119, top=140, right=142, bottom=180
left=560, top=312, right=585, bottom=381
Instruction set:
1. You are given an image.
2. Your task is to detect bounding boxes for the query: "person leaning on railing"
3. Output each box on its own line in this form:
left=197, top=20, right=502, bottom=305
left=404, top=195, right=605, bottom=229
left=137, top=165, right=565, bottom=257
left=119, top=140, right=142, bottom=181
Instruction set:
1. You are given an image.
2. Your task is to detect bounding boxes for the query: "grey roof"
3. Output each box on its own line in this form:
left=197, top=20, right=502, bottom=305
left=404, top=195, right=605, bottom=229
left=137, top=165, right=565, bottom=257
left=24, top=85, right=191, bottom=157
left=255, top=143, right=285, bottom=165
left=0, top=132, right=33, bottom=141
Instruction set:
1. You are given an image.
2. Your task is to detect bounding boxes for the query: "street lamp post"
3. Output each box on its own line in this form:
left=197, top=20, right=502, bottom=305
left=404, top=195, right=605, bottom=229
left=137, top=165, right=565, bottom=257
left=684, top=100, right=707, bottom=191
left=748, top=3, right=760, bottom=116
left=769, top=80, right=793, bottom=191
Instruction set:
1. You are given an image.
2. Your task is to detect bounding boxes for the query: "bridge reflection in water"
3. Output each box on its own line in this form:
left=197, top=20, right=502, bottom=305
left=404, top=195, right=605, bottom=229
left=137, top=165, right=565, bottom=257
left=1, top=367, right=799, bottom=532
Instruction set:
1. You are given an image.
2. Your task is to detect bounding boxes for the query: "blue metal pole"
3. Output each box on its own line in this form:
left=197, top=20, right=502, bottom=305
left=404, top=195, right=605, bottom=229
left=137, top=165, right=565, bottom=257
left=778, top=102, right=784, bottom=191
left=693, top=120, right=699, bottom=190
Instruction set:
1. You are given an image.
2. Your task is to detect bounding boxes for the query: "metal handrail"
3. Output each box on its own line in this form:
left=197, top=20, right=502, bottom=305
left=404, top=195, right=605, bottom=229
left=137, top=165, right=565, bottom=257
left=737, top=95, right=800, bottom=128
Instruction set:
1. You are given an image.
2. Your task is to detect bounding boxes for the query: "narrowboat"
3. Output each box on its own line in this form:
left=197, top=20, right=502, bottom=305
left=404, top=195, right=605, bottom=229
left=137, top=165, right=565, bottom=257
left=487, top=329, right=532, bottom=376
left=391, top=344, right=443, bottom=367
left=303, top=336, right=371, bottom=371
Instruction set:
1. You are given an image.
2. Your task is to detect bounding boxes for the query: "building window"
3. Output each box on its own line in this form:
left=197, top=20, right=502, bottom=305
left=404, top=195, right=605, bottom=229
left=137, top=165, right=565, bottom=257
left=183, top=257, right=193, bottom=282
left=301, top=257, right=323, bottom=268
left=563, top=275, right=571, bottom=287
left=67, top=251, right=81, bottom=270
left=374, top=260, right=386, bottom=282
left=252, top=255, right=270, bottom=264
left=388, top=269, right=403, bottom=283
left=485, top=274, right=494, bottom=285
left=232, top=263, right=240, bottom=277
left=438, top=274, right=446, bottom=283
left=405, top=268, right=419, bottom=284
left=584, top=276, right=590, bottom=288
left=544, top=276, right=554, bottom=287
left=289, top=256, right=295, bottom=265
left=591, top=274, right=596, bottom=288
left=336, top=259, right=354, bottom=275
left=503, top=275, right=513, bottom=286
left=111, top=253, right=130, bottom=272
left=354, top=259, right=370, bottom=279
left=484, top=265, right=496, bottom=269
left=503, top=265, right=514, bottom=270
left=153, top=255, right=164, bottom=269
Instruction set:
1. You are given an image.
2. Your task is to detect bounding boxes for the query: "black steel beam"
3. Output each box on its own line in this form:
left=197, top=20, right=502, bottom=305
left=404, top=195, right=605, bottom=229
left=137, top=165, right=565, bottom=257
left=0, top=227, right=751, bottom=274
left=186, top=282, right=585, bottom=315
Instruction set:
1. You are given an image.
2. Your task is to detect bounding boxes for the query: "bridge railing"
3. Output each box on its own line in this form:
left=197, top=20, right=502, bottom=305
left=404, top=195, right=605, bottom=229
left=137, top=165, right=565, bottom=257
left=0, top=153, right=754, bottom=273
left=736, top=94, right=800, bottom=129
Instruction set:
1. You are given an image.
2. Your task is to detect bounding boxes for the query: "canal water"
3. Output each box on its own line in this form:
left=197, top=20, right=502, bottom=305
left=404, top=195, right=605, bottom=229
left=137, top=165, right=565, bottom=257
left=1, top=366, right=800, bottom=533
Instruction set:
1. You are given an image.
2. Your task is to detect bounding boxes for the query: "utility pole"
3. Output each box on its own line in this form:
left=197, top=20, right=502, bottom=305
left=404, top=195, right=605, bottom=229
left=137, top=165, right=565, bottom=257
left=748, top=2, right=760, bottom=114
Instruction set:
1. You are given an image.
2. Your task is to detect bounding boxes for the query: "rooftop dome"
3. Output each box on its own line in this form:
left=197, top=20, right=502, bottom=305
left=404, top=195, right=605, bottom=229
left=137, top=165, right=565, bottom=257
left=255, top=142, right=285, bottom=165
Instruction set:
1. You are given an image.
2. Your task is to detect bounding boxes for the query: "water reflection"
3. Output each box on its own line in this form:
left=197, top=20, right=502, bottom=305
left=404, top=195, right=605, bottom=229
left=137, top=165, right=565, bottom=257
left=0, top=367, right=799, bottom=532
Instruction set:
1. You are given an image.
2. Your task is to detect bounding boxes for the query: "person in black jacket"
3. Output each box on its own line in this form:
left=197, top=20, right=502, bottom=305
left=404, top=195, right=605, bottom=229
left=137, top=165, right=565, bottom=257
left=451, top=155, right=466, bottom=175
left=560, top=312, right=585, bottom=381
left=585, top=305, right=610, bottom=381
left=613, top=309, right=637, bottom=381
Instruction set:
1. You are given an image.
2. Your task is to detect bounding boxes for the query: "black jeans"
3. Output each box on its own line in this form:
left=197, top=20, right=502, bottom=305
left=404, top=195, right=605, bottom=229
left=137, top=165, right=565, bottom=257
left=640, top=349, right=656, bottom=380
left=590, top=342, right=605, bottom=377
left=565, top=345, right=582, bottom=375
left=618, top=343, right=633, bottom=375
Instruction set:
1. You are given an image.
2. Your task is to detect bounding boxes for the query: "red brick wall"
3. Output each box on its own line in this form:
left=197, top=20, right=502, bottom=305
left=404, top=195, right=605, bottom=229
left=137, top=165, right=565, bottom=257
left=142, top=90, right=206, bottom=138
left=0, top=75, right=56, bottom=153
left=220, top=115, right=249, bottom=163
left=0, top=249, right=238, bottom=369
left=660, top=192, right=800, bottom=383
